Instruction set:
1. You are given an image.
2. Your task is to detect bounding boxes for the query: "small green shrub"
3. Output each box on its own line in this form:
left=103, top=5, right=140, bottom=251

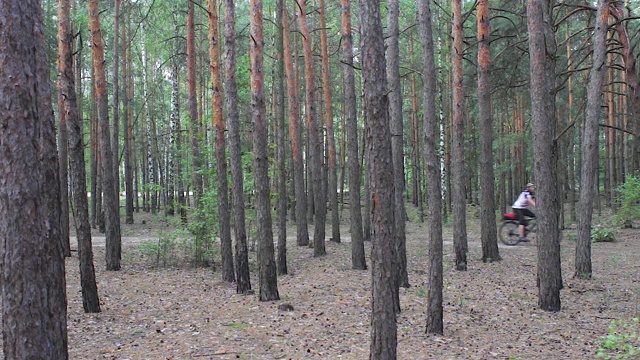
left=613, top=176, right=640, bottom=227
left=597, top=317, right=640, bottom=359
left=592, top=224, right=617, bottom=243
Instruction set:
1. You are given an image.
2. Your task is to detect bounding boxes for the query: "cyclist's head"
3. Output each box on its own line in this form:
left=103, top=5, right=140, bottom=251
left=526, top=182, right=535, bottom=192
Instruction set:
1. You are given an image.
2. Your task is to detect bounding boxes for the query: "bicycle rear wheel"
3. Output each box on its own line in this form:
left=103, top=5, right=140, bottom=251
left=499, top=221, right=520, bottom=245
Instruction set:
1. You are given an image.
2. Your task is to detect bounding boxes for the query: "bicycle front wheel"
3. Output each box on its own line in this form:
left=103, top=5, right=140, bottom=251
left=499, top=221, right=520, bottom=245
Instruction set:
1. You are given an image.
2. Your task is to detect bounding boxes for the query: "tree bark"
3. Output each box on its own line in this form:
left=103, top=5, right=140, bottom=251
left=250, top=0, right=279, bottom=301
left=209, top=0, right=235, bottom=283
left=0, top=1, right=69, bottom=356
left=452, top=0, right=468, bottom=271
left=275, top=0, right=288, bottom=276
left=89, top=0, right=122, bottom=271
left=297, top=0, right=327, bottom=257
left=57, top=88, right=72, bottom=258
left=224, top=0, right=251, bottom=294
left=387, top=0, right=409, bottom=293
left=282, top=3, right=310, bottom=247
left=358, top=0, right=398, bottom=357
left=319, top=0, right=340, bottom=245
left=58, top=0, right=101, bottom=313
left=122, top=15, right=134, bottom=225
left=611, top=3, right=640, bottom=174
left=187, top=0, right=203, bottom=210
left=576, top=0, right=611, bottom=280
left=112, top=0, right=121, bottom=199
left=527, top=0, right=562, bottom=312
left=477, top=0, right=501, bottom=263
left=340, top=0, right=366, bottom=270
left=420, top=0, right=444, bottom=335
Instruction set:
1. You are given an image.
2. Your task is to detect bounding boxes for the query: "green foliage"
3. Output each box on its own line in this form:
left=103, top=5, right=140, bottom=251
left=186, top=189, right=220, bottom=267
left=224, top=322, right=250, bottom=329
left=592, top=225, right=617, bottom=243
left=417, top=288, right=427, bottom=298
left=597, top=318, right=640, bottom=359
left=613, top=176, right=640, bottom=227
left=128, top=224, right=219, bottom=268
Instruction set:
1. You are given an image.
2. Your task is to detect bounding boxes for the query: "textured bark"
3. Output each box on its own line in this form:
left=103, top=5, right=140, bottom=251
left=0, top=1, right=69, bottom=357
left=387, top=0, right=409, bottom=293
left=340, top=0, right=366, bottom=270
left=358, top=0, right=398, bottom=357
left=250, top=0, right=279, bottom=301
left=477, top=0, right=501, bottom=263
left=420, top=0, right=444, bottom=335
left=611, top=3, right=640, bottom=173
left=166, top=27, right=180, bottom=217
left=282, top=3, right=310, bottom=247
left=122, top=18, right=134, bottom=225
left=527, top=0, right=562, bottom=312
left=187, top=0, right=203, bottom=208
left=90, top=68, right=102, bottom=229
left=275, top=0, right=288, bottom=276
left=576, top=0, right=611, bottom=280
left=452, top=0, right=468, bottom=271
left=209, top=0, right=235, bottom=283
left=89, top=0, right=122, bottom=271
left=58, top=0, right=101, bottom=313
left=297, top=0, right=327, bottom=257
left=565, top=25, right=577, bottom=222
left=409, top=36, right=424, bottom=220
left=57, top=89, right=72, bottom=258
left=225, top=0, right=251, bottom=294
left=319, top=0, right=340, bottom=245
left=112, top=0, right=121, bottom=198
left=140, top=32, right=151, bottom=213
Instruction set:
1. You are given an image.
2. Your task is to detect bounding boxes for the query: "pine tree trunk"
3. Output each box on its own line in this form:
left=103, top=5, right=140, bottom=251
left=209, top=0, right=235, bottom=283
left=358, top=0, right=398, bottom=356
left=282, top=3, right=310, bottom=247
left=477, top=0, right=501, bottom=263
left=0, top=1, right=69, bottom=356
left=112, top=0, right=121, bottom=199
left=611, top=3, right=640, bottom=173
left=57, top=90, right=72, bottom=257
left=565, top=25, right=577, bottom=222
left=452, top=0, right=468, bottom=271
left=187, top=0, right=203, bottom=211
left=250, top=0, right=279, bottom=301
left=58, top=0, right=101, bottom=313
left=528, top=0, right=562, bottom=311
left=387, top=0, right=409, bottom=293
left=340, top=0, right=366, bottom=269
left=420, top=0, right=444, bottom=335
left=297, top=0, right=327, bottom=257
left=319, top=0, right=340, bottom=245
left=275, top=0, right=288, bottom=276
left=89, top=0, right=122, bottom=271
left=122, top=19, right=134, bottom=225
left=224, top=0, right=251, bottom=294
left=576, top=0, right=610, bottom=280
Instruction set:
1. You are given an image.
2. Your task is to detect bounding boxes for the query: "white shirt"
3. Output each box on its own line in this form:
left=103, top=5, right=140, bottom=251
left=512, top=190, right=533, bottom=209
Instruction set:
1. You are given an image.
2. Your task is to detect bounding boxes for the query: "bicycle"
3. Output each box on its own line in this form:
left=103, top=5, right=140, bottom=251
left=498, top=212, right=537, bottom=246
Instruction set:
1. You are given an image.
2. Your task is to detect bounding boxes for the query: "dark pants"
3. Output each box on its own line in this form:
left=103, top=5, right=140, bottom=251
left=515, top=208, right=535, bottom=226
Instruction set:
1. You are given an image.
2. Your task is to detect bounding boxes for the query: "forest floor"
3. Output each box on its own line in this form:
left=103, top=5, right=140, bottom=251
left=59, top=208, right=639, bottom=360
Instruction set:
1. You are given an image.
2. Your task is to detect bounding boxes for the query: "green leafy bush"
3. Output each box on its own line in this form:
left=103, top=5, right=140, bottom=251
left=613, top=176, right=640, bottom=227
left=592, top=224, right=617, bottom=243
left=597, top=317, right=640, bottom=359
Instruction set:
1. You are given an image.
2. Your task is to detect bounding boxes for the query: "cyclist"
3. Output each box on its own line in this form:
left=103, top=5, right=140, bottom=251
left=512, top=182, right=536, bottom=242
